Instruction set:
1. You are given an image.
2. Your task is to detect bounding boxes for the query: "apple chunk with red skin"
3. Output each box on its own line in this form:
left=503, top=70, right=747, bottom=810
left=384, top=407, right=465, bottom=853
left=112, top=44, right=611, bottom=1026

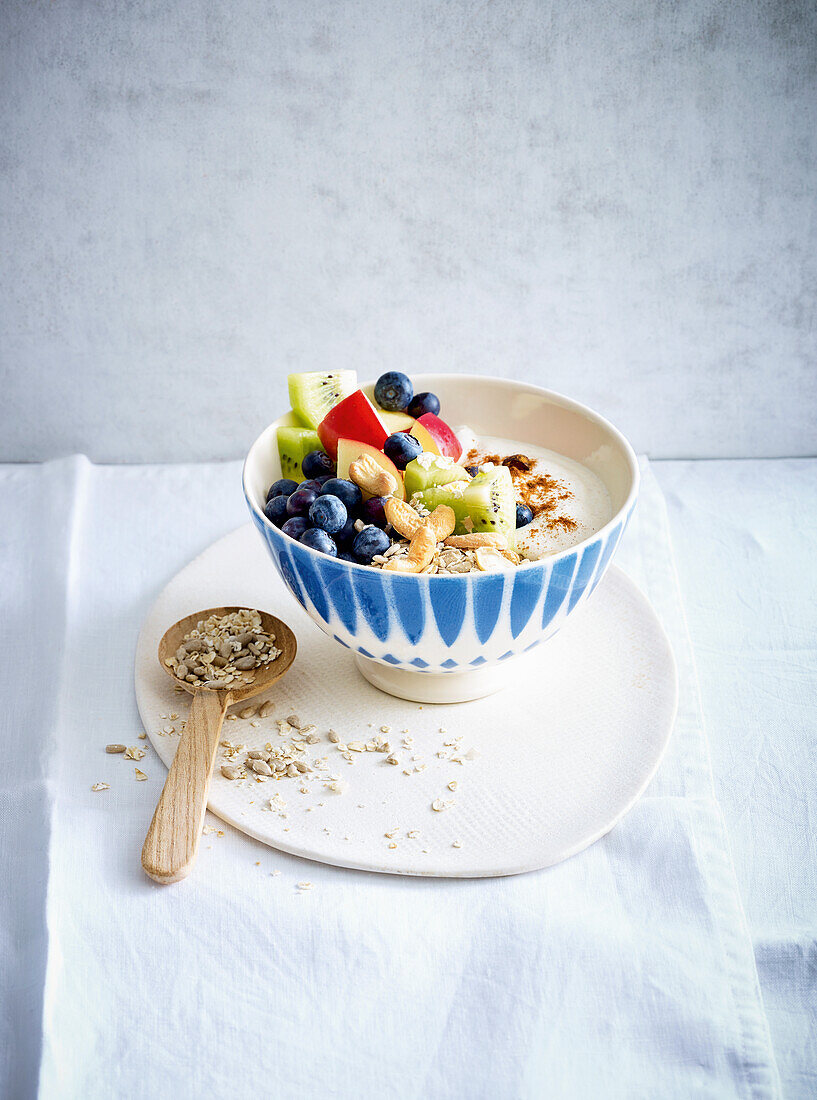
left=414, top=413, right=462, bottom=460
left=318, top=391, right=388, bottom=460
left=336, top=439, right=405, bottom=500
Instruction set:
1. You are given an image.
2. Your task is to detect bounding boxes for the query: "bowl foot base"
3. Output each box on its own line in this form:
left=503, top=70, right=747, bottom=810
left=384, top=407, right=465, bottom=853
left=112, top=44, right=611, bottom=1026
left=353, top=653, right=520, bottom=704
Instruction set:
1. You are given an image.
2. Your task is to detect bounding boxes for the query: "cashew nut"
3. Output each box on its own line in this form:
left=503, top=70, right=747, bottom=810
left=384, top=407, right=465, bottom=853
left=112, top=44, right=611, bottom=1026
left=473, top=546, right=516, bottom=571
left=384, top=523, right=437, bottom=573
left=348, top=454, right=398, bottom=498
left=384, top=497, right=423, bottom=539
left=444, top=532, right=508, bottom=550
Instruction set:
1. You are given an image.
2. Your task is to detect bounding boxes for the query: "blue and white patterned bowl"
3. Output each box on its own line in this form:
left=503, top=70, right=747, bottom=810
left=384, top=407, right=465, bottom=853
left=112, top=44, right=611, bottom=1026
left=243, top=376, right=638, bottom=702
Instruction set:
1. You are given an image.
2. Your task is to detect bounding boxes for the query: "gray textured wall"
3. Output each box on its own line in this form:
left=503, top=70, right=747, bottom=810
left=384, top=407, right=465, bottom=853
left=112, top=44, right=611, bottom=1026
left=1, top=0, right=815, bottom=462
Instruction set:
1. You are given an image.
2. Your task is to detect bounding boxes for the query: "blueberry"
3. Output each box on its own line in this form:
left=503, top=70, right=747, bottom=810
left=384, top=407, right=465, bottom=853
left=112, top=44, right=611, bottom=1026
left=374, top=371, right=414, bottom=412
left=286, top=488, right=317, bottom=517
left=316, top=474, right=334, bottom=484
left=335, top=515, right=358, bottom=547
left=320, top=477, right=362, bottom=511
left=384, top=431, right=422, bottom=470
left=309, top=494, right=347, bottom=534
left=353, top=525, right=391, bottom=564
left=337, top=549, right=357, bottom=562
left=299, top=527, right=338, bottom=556
left=267, top=478, right=298, bottom=501
left=464, top=466, right=479, bottom=478
left=264, top=495, right=289, bottom=527
left=360, top=495, right=389, bottom=528
left=407, top=391, right=440, bottom=418
left=516, top=503, right=534, bottom=528
left=298, top=478, right=324, bottom=493
left=281, top=516, right=310, bottom=541
left=302, top=449, right=336, bottom=479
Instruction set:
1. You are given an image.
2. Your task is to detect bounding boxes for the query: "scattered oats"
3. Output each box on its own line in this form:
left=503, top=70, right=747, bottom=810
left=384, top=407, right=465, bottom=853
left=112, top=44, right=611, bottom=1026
left=348, top=741, right=365, bottom=752
left=134, top=769, right=148, bottom=781
left=388, top=843, right=397, bottom=849
left=406, top=830, right=419, bottom=839
left=402, top=769, right=411, bottom=775
left=327, top=729, right=340, bottom=743
left=137, top=732, right=147, bottom=740
left=463, top=748, right=481, bottom=761
left=225, top=713, right=238, bottom=721
left=452, top=840, right=462, bottom=848
left=255, top=861, right=260, bottom=866
left=380, top=725, right=391, bottom=734
left=431, top=799, right=450, bottom=812
left=286, top=714, right=301, bottom=729
left=124, top=746, right=146, bottom=760
left=202, top=824, right=216, bottom=835
left=386, top=754, right=400, bottom=765
left=250, top=721, right=260, bottom=728
left=299, top=786, right=309, bottom=794
left=439, top=728, right=447, bottom=735
left=384, top=828, right=400, bottom=839
left=327, top=780, right=347, bottom=794
left=91, top=782, right=110, bottom=792
left=105, top=744, right=126, bottom=754
left=447, top=781, right=458, bottom=792
left=170, top=713, right=179, bottom=720
left=296, top=881, right=313, bottom=891
left=270, top=870, right=281, bottom=876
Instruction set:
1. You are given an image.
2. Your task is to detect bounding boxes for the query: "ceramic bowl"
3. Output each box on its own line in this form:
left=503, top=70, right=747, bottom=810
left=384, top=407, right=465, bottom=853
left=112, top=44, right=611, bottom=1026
left=243, top=375, right=638, bottom=702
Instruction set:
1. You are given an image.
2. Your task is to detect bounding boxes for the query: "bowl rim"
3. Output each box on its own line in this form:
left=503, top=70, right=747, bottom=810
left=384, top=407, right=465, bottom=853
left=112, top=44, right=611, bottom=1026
left=242, top=374, right=640, bottom=578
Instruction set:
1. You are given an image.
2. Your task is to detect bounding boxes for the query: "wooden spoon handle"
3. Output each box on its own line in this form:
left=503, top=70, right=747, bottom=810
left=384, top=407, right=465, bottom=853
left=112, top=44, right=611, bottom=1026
left=141, top=690, right=228, bottom=884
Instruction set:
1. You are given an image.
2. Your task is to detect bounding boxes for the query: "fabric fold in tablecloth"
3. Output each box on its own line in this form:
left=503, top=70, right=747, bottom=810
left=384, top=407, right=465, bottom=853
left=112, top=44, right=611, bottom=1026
left=0, top=455, right=782, bottom=1098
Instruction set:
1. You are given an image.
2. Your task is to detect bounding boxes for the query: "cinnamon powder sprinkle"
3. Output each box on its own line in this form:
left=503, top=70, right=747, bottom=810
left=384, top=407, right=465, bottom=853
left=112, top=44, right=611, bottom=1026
left=466, top=448, right=578, bottom=532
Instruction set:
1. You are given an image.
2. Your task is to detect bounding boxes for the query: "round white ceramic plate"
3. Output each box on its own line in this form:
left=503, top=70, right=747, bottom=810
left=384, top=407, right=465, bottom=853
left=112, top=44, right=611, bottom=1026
left=135, top=524, right=677, bottom=878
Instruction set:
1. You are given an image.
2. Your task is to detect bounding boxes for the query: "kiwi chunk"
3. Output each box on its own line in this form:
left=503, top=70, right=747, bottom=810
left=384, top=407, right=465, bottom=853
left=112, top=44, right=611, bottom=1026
left=415, top=466, right=516, bottom=546
left=277, top=426, right=322, bottom=480
left=403, top=454, right=471, bottom=500
left=288, top=371, right=357, bottom=429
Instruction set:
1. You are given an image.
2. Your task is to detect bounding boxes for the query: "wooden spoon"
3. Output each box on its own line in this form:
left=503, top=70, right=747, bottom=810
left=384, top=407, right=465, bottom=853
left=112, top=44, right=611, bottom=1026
left=141, top=606, right=296, bottom=885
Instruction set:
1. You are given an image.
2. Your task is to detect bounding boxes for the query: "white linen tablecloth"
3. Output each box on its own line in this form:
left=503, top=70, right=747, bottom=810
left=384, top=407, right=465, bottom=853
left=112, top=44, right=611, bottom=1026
left=1, top=456, right=812, bottom=1099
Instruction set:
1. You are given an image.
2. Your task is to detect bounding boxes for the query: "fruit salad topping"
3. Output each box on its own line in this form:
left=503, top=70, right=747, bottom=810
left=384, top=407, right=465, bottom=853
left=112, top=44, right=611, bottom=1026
left=267, top=370, right=573, bottom=572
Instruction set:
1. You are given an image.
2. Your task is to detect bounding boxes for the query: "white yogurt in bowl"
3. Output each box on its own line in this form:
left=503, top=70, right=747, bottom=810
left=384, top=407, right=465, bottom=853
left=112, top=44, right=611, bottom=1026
left=456, top=427, right=613, bottom=558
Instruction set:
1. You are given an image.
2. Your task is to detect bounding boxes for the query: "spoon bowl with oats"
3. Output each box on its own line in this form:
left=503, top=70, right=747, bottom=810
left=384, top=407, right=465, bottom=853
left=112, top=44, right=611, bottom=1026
left=141, top=606, right=296, bottom=885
